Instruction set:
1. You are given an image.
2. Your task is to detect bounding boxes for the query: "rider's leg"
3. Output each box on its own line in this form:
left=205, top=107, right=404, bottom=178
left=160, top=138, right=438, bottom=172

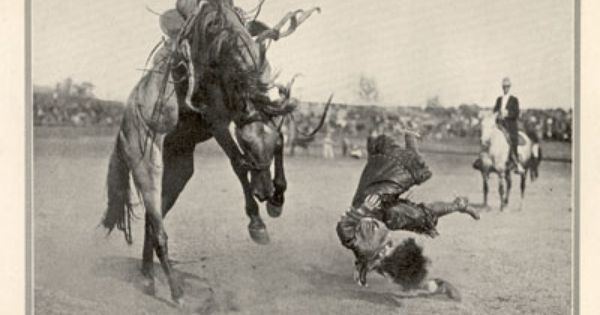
left=510, top=134, right=525, bottom=173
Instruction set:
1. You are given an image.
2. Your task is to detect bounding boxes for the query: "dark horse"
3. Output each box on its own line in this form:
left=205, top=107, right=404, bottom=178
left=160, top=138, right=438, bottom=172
left=101, top=0, right=327, bottom=304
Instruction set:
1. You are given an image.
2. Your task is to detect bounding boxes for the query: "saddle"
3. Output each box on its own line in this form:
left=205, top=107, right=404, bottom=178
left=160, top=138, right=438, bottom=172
left=496, top=122, right=526, bottom=146
left=351, top=135, right=432, bottom=208
left=162, top=1, right=269, bottom=40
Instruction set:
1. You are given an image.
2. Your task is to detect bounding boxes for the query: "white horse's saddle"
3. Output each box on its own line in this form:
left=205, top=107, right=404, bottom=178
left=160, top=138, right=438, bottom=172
left=496, top=123, right=527, bottom=146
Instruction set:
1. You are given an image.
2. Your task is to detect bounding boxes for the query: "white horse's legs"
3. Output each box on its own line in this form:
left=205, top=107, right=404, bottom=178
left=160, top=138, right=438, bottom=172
left=481, top=172, right=489, bottom=209
left=518, top=171, right=528, bottom=211
left=505, top=170, right=512, bottom=208
left=498, top=172, right=506, bottom=211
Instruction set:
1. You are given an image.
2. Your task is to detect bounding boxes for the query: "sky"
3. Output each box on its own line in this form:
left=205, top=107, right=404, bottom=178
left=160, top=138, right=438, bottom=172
left=33, top=0, right=574, bottom=108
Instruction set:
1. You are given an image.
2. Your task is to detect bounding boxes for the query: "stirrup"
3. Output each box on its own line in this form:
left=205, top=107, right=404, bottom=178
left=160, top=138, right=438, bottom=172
left=512, top=162, right=525, bottom=174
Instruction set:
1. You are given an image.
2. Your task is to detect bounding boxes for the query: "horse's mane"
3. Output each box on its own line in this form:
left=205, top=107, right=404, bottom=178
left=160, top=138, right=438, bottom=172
left=190, top=0, right=269, bottom=113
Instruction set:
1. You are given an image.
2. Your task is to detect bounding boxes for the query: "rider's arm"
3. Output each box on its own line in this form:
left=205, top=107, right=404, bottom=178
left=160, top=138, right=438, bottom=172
left=492, top=97, right=500, bottom=113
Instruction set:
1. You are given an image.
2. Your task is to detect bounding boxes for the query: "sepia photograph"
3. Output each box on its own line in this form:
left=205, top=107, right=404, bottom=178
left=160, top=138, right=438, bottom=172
left=31, top=0, right=574, bottom=314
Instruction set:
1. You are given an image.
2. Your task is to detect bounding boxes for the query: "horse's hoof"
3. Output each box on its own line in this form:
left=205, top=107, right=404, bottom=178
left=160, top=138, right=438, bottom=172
left=173, top=297, right=185, bottom=308
left=266, top=201, right=283, bottom=218
left=248, top=226, right=270, bottom=245
left=141, top=279, right=155, bottom=296
left=140, top=268, right=155, bottom=296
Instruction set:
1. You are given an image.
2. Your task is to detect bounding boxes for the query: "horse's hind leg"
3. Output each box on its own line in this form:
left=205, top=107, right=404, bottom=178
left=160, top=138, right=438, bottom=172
left=141, top=213, right=156, bottom=295
left=504, top=170, right=512, bottom=208
left=520, top=172, right=527, bottom=198
left=519, top=171, right=527, bottom=211
left=130, top=143, right=184, bottom=304
left=481, top=172, right=489, bottom=209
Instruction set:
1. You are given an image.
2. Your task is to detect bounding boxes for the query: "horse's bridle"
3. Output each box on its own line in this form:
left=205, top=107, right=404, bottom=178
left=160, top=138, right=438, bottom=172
left=240, top=151, right=272, bottom=172
left=229, top=114, right=279, bottom=172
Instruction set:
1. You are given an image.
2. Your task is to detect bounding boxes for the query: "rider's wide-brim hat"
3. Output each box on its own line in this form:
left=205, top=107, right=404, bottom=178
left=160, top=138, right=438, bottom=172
left=159, top=9, right=185, bottom=39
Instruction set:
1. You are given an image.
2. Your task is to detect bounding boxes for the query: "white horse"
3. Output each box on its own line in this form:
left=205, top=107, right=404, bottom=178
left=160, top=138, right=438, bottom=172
left=474, top=111, right=542, bottom=210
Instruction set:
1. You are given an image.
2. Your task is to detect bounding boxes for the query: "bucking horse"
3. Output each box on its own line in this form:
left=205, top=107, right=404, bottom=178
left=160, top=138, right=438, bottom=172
left=101, top=0, right=328, bottom=304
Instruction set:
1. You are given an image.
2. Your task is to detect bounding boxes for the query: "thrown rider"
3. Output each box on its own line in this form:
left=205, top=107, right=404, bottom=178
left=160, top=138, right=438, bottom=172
left=336, top=133, right=480, bottom=300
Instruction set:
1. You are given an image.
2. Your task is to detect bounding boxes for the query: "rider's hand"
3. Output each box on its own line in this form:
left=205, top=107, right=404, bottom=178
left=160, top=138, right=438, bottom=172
left=363, top=194, right=382, bottom=212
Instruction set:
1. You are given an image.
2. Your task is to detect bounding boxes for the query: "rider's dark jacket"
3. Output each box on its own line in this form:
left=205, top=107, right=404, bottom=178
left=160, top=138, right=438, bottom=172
left=493, top=95, right=520, bottom=148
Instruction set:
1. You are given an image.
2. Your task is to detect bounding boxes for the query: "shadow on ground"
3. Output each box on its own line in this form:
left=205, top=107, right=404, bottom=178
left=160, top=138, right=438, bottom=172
left=92, top=256, right=231, bottom=314
left=295, top=264, right=459, bottom=309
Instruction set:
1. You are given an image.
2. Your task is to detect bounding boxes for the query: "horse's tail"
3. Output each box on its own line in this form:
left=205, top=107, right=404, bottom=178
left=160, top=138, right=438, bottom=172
left=101, top=134, right=134, bottom=244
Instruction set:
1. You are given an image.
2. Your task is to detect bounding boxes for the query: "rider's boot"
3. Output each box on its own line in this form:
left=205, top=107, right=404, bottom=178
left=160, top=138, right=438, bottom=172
left=512, top=152, right=525, bottom=174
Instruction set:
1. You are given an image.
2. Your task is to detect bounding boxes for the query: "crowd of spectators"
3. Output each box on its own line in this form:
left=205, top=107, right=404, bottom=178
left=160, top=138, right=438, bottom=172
left=34, top=82, right=124, bottom=127
left=33, top=81, right=572, bottom=144
left=287, top=101, right=573, bottom=146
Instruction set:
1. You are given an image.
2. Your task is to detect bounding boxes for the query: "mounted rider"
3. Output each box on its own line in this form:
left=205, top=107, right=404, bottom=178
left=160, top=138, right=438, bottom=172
left=493, top=77, right=525, bottom=174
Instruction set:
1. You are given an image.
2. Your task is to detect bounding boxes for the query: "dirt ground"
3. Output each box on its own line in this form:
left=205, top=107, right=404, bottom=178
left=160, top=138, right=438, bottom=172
left=33, top=129, right=572, bottom=315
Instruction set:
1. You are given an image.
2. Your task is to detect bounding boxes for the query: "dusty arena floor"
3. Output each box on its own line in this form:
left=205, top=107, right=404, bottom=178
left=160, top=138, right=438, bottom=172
left=33, top=128, right=572, bottom=315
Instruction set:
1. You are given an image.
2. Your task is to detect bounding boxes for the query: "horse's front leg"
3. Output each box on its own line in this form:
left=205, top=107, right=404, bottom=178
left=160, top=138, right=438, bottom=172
left=231, top=165, right=269, bottom=244
left=498, top=172, right=506, bottom=211
left=211, top=124, right=269, bottom=244
left=267, top=134, right=286, bottom=218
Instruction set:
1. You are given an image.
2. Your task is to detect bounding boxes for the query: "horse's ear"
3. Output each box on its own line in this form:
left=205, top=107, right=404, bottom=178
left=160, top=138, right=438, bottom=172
left=239, top=108, right=262, bottom=126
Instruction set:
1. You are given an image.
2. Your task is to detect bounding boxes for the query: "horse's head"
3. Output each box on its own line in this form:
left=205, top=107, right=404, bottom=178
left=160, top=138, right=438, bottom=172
left=173, top=1, right=288, bottom=199
left=175, top=0, right=324, bottom=201
left=479, top=111, right=497, bottom=146
left=229, top=111, right=283, bottom=201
